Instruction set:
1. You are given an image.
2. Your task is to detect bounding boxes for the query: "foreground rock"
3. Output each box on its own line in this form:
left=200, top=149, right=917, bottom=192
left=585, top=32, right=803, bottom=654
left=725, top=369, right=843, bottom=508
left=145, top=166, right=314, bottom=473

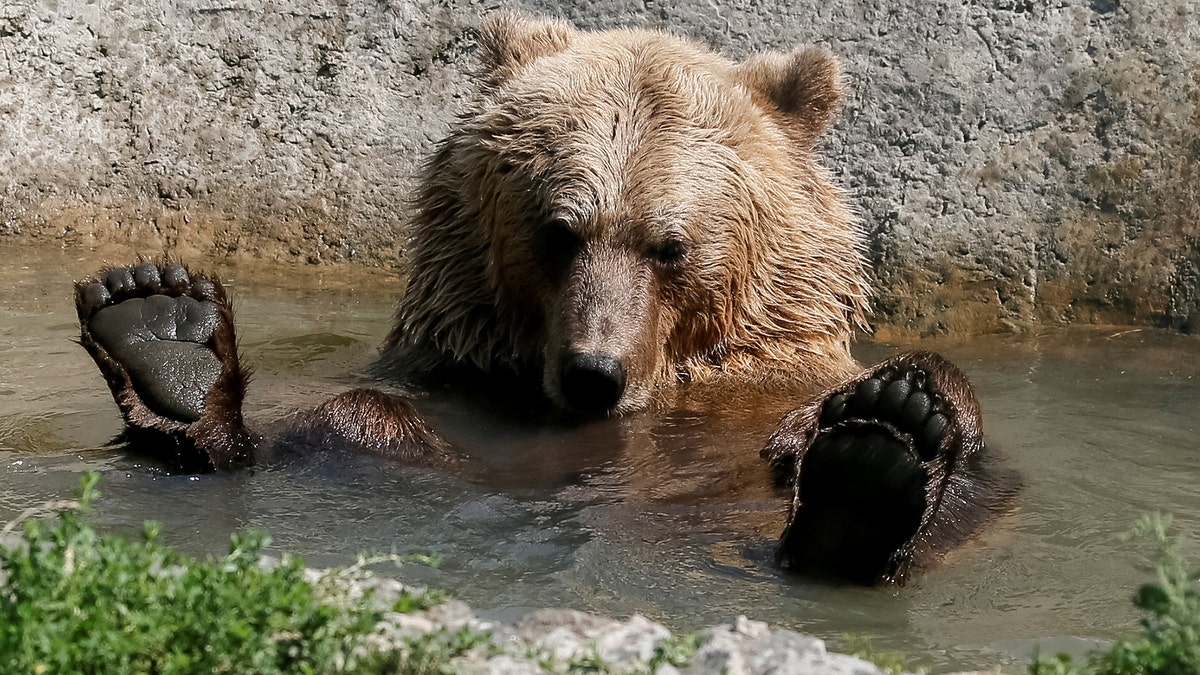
left=329, top=568, right=889, bottom=674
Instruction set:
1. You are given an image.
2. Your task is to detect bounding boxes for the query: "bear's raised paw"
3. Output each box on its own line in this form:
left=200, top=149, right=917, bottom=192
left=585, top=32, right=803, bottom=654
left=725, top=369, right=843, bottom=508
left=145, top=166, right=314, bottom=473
left=75, top=261, right=253, bottom=471
left=762, top=351, right=1003, bottom=585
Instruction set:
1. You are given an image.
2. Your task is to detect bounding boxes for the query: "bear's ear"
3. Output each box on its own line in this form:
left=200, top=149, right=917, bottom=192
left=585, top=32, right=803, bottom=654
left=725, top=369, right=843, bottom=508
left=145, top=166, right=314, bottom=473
left=477, top=11, right=574, bottom=87
left=736, top=47, right=843, bottom=148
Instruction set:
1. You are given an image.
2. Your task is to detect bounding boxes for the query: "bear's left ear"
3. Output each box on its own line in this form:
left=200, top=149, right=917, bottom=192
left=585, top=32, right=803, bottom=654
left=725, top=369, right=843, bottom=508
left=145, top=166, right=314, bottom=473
left=736, top=47, right=843, bottom=148
left=477, top=11, right=575, bottom=88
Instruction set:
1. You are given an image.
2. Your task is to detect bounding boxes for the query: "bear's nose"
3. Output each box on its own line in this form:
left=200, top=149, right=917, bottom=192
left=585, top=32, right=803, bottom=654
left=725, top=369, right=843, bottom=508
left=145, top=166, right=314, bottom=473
left=560, top=352, right=627, bottom=413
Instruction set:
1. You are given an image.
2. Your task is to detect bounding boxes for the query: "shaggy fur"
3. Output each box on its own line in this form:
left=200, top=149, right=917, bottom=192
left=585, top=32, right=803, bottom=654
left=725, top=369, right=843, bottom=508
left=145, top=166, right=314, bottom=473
left=381, top=12, right=870, bottom=413
left=286, top=388, right=454, bottom=463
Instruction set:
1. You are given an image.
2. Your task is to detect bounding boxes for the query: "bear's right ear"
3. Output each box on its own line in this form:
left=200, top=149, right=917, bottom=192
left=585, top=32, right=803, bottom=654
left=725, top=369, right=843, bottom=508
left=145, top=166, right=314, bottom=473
left=736, top=47, right=843, bottom=148
left=477, top=11, right=574, bottom=87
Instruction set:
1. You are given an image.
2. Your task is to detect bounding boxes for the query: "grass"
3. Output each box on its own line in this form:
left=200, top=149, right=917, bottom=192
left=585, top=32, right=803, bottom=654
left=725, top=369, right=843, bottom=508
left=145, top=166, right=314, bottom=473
left=0, top=473, right=482, bottom=674
left=1029, top=513, right=1200, bottom=675
left=842, top=634, right=925, bottom=675
left=644, top=632, right=701, bottom=672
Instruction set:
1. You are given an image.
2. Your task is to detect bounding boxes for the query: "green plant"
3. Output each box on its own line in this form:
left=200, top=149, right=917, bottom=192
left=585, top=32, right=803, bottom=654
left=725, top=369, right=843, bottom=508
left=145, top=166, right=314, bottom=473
left=842, top=634, right=923, bottom=675
left=0, top=473, right=478, bottom=674
left=566, top=645, right=609, bottom=672
left=1029, top=513, right=1200, bottom=675
left=644, top=632, right=701, bottom=672
left=1030, top=653, right=1087, bottom=675
left=361, top=625, right=493, bottom=675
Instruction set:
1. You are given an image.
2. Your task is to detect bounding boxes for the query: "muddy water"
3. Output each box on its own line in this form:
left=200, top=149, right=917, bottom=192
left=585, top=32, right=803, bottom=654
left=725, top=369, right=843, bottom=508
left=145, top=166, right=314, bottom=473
left=3, top=247, right=1199, bottom=673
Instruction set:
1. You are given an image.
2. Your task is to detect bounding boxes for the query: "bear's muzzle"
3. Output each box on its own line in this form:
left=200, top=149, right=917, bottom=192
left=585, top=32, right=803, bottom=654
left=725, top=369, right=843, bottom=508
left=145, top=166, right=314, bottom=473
left=559, top=351, right=628, bottom=413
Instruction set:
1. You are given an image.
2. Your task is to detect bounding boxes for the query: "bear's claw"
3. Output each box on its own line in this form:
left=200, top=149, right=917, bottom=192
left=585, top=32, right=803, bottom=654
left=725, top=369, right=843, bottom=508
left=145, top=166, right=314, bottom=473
left=76, top=261, right=254, bottom=471
left=762, top=351, right=995, bottom=585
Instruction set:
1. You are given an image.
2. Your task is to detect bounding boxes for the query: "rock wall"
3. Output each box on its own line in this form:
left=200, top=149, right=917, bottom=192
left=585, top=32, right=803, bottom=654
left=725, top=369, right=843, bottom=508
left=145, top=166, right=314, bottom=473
left=2, top=0, right=1197, bottom=332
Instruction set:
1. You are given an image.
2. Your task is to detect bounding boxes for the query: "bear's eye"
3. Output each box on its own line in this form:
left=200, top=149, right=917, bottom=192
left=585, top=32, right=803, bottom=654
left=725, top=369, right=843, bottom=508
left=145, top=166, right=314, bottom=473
left=536, top=218, right=585, bottom=265
left=647, top=238, right=687, bottom=269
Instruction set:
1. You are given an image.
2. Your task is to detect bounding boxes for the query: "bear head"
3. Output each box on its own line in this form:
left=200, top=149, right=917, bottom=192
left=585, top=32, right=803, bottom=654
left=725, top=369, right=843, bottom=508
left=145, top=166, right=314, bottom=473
left=383, top=12, right=870, bottom=416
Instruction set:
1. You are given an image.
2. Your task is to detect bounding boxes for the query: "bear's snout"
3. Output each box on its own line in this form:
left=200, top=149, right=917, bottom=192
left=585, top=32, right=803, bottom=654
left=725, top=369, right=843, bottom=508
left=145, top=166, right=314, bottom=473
left=559, top=352, right=627, bottom=413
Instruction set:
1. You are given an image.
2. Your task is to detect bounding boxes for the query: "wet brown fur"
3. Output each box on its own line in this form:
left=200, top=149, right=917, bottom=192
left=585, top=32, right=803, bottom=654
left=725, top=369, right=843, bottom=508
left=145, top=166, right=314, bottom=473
left=381, top=12, right=870, bottom=413
left=288, top=388, right=454, bottom=463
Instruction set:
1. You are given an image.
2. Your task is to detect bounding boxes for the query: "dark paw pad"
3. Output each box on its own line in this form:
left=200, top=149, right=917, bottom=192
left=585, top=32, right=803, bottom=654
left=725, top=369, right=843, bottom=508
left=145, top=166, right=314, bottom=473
left=89, top=295, right=221, bottom=422
left=77, top=262, right=233, bottom=424
left=782, top=425, right=927, bottom=584
left=776, top=355, right=982, bottom=584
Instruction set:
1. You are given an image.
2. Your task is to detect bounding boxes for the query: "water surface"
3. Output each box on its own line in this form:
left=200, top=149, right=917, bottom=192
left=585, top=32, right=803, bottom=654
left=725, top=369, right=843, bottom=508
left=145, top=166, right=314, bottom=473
left=2, top=247, right=1198, bottom=672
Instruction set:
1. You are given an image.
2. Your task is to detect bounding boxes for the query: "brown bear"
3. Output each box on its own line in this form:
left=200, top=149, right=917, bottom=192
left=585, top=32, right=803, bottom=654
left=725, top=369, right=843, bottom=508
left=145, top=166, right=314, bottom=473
left=378, top=12, right=869, bottom=414
left=72, top=12, right=1013, bottom=585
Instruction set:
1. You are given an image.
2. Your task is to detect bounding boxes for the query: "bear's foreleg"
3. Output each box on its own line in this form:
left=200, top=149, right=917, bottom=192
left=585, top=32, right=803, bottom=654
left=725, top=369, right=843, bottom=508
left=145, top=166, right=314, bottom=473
left=76, top=262, right=451, bottom=471
left=281, top=388, right=453, bottom=464
left=75, top=261, right=256, bottom=471
left=761, top=351, right=1012, bottom=585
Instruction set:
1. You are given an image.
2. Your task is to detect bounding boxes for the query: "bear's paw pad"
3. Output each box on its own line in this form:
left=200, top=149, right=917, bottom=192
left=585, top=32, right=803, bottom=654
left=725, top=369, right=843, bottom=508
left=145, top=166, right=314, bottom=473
left=78, top=263, right=229, bottom=424
left=781, top=363, right=962, bottom=584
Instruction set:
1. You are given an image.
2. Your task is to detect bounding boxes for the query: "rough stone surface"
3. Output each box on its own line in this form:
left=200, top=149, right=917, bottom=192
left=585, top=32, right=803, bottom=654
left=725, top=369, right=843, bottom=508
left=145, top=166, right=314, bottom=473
left=2, top=0, right=1197, bottom=332
left=682, top=616, right=884, bottom=675
left=335, top=573, right=892, bottom=674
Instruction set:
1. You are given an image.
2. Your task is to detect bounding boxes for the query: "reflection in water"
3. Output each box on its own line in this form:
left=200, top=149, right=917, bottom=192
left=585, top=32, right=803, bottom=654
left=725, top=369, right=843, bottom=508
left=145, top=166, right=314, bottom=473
left=2, top=249, right=1199, bottom=672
